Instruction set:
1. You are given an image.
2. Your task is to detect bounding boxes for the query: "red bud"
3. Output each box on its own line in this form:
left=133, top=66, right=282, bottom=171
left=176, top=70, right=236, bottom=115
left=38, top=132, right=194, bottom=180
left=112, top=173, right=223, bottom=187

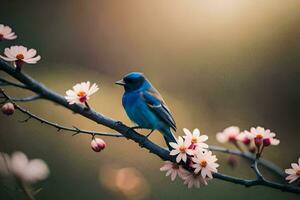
left=91, top=138, right=106, bottom=152
left=2, top=103, right=15, bottom=115
left=243, top=138, right=251, bottom=145
left=254, top=138, right=263, bottom=146
left=263, top=138, right=271, bottom=147
left=227, top=155, right=238, bottom=169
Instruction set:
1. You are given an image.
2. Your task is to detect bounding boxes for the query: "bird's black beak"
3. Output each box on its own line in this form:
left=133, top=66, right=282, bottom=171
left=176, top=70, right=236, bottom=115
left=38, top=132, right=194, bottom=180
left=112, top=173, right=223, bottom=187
left=115, top=79, right=125, bottom=86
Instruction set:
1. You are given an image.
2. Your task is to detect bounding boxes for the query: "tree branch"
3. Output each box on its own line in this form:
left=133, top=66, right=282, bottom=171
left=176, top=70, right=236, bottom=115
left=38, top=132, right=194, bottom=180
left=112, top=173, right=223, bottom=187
left=251, top=159, right=264, bottom=180
left=0, top=77, right=29, bottom=89
left=0, top=60, right=299, bottom=194
left=0, top=90, right=123, bottom=138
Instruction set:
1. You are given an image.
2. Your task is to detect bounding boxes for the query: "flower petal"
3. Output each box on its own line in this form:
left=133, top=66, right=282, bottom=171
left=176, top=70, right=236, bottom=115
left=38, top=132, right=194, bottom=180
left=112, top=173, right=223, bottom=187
left=169, top=142, right=178, bottom=149
left=285, top=168, right=295, bottom=175
left=0, top=55, right=16, bottom=61
left=193, top=128, right=200, bottom=137
left=176, top=154, right=182, bottom=163
left=25, top=49, right=37, bottom=59
left=291, top=163, right=300, bottom=171
left=182, top=153, right=187, bottom=163
left=171, top=171, right=177, bottom=181
left=183, top=128, right=192, bottom=137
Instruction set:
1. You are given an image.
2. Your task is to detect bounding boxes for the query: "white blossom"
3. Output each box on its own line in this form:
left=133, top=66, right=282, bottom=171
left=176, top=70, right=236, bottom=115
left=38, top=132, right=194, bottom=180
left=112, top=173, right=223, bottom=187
left=0, top=46, right=41, bottom=64
left=0, top=152, right=49, bottom=184
left=216, top=126, right=240, bottom=143
left=250, top=126, right=280, bottom=146
left=285, top=158, right=300, bottom=183
left=191, top=150, right=219, bottom=179
left=160, top=161, right=187, bottom=181
left=181, top=171, right=210, bottom=189
left=0, top=24, right=17, bottom=40
left=183, top=128, right=208, bottom=150
left=65, top=81, right=99, bottom=105
left=169, top=136, right=194, bottom=163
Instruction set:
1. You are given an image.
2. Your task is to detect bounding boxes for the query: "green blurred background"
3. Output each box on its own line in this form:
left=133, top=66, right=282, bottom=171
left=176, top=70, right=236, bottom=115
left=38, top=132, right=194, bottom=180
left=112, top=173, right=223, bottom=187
left=0, top=0, right=300, bottom=199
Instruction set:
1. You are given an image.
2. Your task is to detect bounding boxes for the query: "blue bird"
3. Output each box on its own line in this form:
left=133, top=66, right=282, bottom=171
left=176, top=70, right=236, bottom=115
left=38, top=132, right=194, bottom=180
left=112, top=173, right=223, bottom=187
left=115, top=72, right=177, bottom=148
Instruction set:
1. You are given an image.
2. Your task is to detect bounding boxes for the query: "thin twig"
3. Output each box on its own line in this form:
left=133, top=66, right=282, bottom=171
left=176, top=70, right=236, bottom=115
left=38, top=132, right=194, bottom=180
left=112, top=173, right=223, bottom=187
left=208, top=146, right=285, bottom=178
left=0, top=89, right=123, bottom=138
left=0, top=95, right=41, bottom=102
left=19, top=180, right=35, bottom=200
left=0, top=77, right=29, bottom=89
left=0, top=152, right=10, bottom=174
left=251, top=159, right=263, bottom=180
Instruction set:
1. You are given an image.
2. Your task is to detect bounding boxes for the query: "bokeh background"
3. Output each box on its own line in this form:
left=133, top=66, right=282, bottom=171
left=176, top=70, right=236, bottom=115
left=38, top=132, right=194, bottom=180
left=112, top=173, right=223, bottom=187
left=0, top=0, right=300, bottom=199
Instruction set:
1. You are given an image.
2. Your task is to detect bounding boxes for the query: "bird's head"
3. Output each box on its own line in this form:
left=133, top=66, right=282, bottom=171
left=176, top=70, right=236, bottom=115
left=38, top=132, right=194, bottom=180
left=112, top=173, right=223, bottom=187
left=115, top=72, right=149, bottom=92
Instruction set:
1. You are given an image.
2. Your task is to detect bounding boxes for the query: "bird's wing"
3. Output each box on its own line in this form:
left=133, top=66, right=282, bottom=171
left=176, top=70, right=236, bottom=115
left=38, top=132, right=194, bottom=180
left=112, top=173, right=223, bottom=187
left=141, top=88, right=176, bottom=131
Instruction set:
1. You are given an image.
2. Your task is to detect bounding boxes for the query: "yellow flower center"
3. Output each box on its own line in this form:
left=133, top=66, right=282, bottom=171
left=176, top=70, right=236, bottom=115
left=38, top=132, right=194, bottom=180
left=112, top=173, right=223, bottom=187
left=296, top=170, right=300, bottom=176
left=191, top=137, right=197, bottom=144
left=16, top=54, right=24, bottom=60
left=179, top=145, right=186, bottom=153
left=77, top=91, right=88, bottom=103
left=256, top=134, right=263, bottom=139
left=200, top=160, right=207, bottom=167
left=77, top=91, right=87, bottom=97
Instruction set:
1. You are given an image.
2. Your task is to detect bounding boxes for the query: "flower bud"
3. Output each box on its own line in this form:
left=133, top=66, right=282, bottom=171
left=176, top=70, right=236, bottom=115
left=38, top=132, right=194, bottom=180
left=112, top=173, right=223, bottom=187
left=254, top=137, right=263, bottom=146
left=263, top=138, right=271, bottom=147
left=1, top=103, right=15, bottom=115
left=227, top=155, right=238, bottom=169
left=188, top=143, right=196, bottom=150
left=228, top=135, right=236, bottom=142
left=91, top=138, right=106, bottom=152
left=242, top=138, right=251, bottom=145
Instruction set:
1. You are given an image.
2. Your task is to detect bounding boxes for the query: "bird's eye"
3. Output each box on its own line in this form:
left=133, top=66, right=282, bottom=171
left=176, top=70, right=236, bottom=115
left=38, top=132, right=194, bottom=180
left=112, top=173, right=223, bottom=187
left=125, top=78, right=133, bottom=84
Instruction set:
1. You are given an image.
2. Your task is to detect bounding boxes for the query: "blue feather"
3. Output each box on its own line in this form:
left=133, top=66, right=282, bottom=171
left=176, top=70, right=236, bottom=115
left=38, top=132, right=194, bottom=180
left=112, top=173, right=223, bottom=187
left=117, top=72, right=177, bottom=147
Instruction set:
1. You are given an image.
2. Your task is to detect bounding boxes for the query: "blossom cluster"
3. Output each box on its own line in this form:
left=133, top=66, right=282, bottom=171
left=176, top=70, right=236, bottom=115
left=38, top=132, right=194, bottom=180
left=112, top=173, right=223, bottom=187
left=0, top=151, right=49, bottom=184
left=0, top=24, right=41, bottom=70
left=216, top=126, right=300, bottom=184
left=216, top=126, right=280, bottom=157
left=160, top=128, right=219, bottom=188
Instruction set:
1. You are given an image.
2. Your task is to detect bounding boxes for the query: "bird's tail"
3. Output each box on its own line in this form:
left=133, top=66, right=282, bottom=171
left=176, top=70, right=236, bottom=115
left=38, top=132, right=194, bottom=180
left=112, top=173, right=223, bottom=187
left=161, top=128, right=177, bottom=150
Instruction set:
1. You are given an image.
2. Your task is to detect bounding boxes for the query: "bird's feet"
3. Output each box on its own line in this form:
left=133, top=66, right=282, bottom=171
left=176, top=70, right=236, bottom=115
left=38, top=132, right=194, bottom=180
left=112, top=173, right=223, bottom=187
left=145, top=129, right=154, bottom=138
left=129, top=126, right=154, bottom=146
left=139, top=129, right=154, bottom=148
left=131, top=126, right=154, bottom=138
